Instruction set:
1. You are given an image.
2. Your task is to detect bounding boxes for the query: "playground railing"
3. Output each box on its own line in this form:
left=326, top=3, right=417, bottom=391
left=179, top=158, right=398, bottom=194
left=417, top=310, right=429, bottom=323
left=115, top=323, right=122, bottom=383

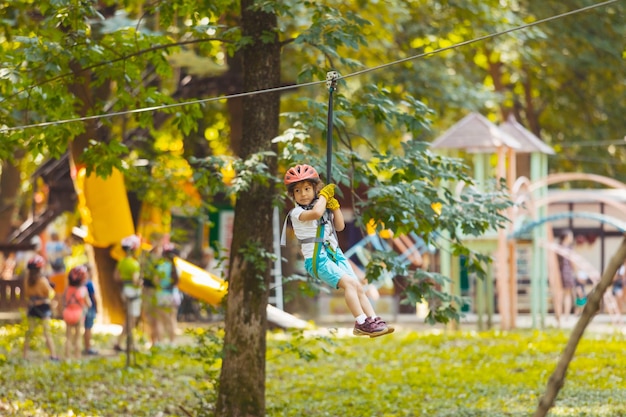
left=0, top=278, right=26, bottom=312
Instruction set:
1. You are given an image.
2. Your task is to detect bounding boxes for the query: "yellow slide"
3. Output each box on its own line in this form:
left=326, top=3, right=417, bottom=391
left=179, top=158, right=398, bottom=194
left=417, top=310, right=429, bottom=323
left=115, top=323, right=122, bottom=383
left=173, top=257, right=228, bottom=306
left=75, top=166, right=135, bottom=249
left=173, top=257, right=309, bottom=329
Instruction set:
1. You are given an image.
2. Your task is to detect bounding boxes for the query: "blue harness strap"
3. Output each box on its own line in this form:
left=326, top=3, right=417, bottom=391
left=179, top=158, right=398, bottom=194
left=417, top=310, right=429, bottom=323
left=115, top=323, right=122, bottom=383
left=311, top=222, right=325, bottom=278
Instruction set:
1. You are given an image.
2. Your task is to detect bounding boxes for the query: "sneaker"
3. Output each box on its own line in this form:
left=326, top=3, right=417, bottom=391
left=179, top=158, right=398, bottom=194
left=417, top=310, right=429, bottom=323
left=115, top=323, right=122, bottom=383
left=374, top=316, right=394, bottom=329
left=353, top=317, right=387, bottom=336
left=113, top=345, right=123, bottom=352
left=82, top=349, right=99, bottom=356
left=371, top=317, right=395, bottom=338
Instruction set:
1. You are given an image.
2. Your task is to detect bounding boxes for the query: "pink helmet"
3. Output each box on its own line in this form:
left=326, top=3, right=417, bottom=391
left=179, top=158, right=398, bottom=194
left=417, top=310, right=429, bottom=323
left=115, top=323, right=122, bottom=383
left=27, top=255, right=46, bottom=269
left=27, top=255, right=46, bottom=270
left=284, top=164, right=319, bottom=186
left=121, top=235, right=141, bottom=250
left=68, top=265, right=88, bottom=283
left=163, top=243, right=180, bottom=257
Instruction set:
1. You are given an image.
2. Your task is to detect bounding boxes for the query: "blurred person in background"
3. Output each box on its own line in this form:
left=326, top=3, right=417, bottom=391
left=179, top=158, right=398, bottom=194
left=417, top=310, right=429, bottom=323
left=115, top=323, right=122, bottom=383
left=22, top=255, right=58, bottom=361
left=82, top=263, right=99, bottom=355
left=45, top=231, right=71, bottom=274
left=154, top=243, right=181, bottom=346
left=113, top=235, right=142, bottom=352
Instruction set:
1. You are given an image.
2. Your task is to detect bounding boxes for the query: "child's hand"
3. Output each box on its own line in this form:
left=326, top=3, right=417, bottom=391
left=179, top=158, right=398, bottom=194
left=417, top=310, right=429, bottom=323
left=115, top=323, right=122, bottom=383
left=319, top=184, right=336, bottom=200
left=327, top=197, right=340, bottom=210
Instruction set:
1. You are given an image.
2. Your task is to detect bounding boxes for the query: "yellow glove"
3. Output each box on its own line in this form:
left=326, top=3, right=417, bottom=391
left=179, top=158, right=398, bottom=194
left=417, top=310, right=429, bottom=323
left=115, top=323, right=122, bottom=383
left=326, top=197, right=340, bottom=210
left=319, top=184, right=336, bottom=201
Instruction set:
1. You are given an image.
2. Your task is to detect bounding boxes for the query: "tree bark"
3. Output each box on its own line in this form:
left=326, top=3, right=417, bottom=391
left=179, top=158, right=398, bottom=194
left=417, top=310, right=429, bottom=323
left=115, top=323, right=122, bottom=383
left=0, top=157, right=22, bottom=241
left=215, top=1, right=280, bottom=416
left=534, top=236, right=626, bottom=417
left=67, top=62, right=123, bottom=323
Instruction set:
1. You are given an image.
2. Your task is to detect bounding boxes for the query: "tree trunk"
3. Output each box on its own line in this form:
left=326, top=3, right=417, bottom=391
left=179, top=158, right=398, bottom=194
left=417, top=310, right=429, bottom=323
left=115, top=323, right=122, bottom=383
left=534, top=236, right=626, bottom=417
left=0, top=157, right=22, bottom=241
left=67, top=62, right=122, bottom=323
left=215, top=1, right=280, bottom=416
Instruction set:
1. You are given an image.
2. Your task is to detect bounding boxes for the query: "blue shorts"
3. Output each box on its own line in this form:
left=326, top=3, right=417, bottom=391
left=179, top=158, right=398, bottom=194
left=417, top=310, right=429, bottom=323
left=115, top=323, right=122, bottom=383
left=84, top=308, right=97, bottom=329
left=304, top=245, right=357, bottom=289
left=28, top=303, right=52, bottom=319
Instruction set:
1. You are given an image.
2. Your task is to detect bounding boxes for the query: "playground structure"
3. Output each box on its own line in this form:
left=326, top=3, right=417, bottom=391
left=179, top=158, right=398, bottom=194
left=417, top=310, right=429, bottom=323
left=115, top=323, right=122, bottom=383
left=510, top=174, right=626, bottom=328
left=430, top=112, right=626, bottom=329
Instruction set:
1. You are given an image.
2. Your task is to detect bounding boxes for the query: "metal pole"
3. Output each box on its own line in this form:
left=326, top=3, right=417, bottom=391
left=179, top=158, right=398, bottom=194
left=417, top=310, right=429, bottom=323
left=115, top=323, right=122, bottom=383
left=272, top=206, right=283, bottom=310
left=325, top=71, right=338, bottom=183
left=125, top=297, right=132, bottom=368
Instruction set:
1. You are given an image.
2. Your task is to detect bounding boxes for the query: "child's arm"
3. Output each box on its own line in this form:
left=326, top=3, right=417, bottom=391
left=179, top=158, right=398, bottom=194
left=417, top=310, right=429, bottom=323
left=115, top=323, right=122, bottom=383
left=113, top=266, right=121, bottom=283
left=82, top=287, right=92, bottom=308
left=172, top=263, right=179, bottom=286
left=132, top=269, right=142, bottom=287
left=331, top=205, right=345, bottom=231
left=325, top=194, right=345, bottom=231
left=298, top=197, right=328, bottom=221
left=44, top=278, right=55, bottom=299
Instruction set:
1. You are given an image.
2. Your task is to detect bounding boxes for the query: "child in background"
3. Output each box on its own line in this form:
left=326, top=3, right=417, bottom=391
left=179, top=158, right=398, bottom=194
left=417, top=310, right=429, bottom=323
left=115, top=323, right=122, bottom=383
left=46, top=231, right=71, bottom=273
left=141, top=233, right=164, bottom=347
left=83, top=264, right=98, bottom=355
left=154, top=243, right=181, bottom=346
left=62, top=265, right=91, bottom=360
left=113, top=235, right=142, bottom=352
left=22, top=255, right=58, bottom=361
left=574, top=270, right=589, bottom=315
left=282, top=164, right=393, bottom=337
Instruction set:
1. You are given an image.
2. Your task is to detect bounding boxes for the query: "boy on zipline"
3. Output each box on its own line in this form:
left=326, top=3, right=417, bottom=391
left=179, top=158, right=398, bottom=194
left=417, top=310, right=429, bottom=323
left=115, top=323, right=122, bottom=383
left=283, top=164, right=393, bottom=337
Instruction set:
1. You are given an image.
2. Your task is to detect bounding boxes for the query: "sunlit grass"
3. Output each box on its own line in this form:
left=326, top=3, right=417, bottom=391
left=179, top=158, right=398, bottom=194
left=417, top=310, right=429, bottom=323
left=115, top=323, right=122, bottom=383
left=1, top=321, right=626, bottom=416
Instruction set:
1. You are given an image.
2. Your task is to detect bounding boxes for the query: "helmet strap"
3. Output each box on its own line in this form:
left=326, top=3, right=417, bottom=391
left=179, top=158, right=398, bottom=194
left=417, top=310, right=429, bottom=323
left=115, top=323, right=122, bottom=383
left=298, top=197, right=318, bottom=211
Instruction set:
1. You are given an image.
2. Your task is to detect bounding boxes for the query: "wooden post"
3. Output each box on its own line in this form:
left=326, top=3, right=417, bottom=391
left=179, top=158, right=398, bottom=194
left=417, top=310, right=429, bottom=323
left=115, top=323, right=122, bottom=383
left=507, top=147, right=518, bottom=328
left=496, top=146, right=511, bottom=329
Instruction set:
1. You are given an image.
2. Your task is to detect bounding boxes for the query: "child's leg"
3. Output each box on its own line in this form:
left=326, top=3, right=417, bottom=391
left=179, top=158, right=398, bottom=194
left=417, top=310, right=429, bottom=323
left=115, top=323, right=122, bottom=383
left=116, top=324, right=127, bottom=347
left=357, top=284, right=377, bottom=318
left=563, top=288, right=573, bottom=317
left=65, top=325, right=72, bottom=359
left=116, top=317, right=136, bottom=349
left=170, top=309, right=178, bottom=342
left=333, top=253, right=380, bottom=318
left=143, top=289, right=160, bottom=345
left=338, top=276, right=366, bottom=317
left=163, top=308, right=177, bottom=343
left=41, top=318, right=56, bottom=359
left=72, top=326, right=81, bottom=358
left=23, top=317, right=34, bottom=359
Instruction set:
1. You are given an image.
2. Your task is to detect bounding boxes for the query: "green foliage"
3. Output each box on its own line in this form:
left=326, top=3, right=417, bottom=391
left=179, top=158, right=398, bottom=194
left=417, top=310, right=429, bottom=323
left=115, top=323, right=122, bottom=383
left=80, top=140, right=129, bottom=177
left=239, top=239, right=278, bottom=287
left=190, top=150, right=276, bottom=213
left=183, top=327, right=223, bottom=417
left=379, top=0, right=625, bottom=182
left=270, top=329, right=336, bottom=362
left=2, top=325, right=626, bottom=416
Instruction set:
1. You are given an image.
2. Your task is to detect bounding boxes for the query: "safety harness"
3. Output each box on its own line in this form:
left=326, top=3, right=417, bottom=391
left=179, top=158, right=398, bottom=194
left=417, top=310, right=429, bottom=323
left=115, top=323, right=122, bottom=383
left=280, top=203, right=338, bottom=279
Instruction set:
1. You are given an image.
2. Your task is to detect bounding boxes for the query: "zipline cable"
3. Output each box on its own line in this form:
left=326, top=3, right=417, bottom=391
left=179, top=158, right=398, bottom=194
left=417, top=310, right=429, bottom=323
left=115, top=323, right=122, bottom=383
left=0, top=0, right=618, bottom=133
left=342, top=0, right=620, bottom=81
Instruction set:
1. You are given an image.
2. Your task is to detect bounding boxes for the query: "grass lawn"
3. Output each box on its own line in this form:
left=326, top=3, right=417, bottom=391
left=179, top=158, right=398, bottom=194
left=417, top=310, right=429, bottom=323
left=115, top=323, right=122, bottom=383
left=1, top=321, right=626, bottom=416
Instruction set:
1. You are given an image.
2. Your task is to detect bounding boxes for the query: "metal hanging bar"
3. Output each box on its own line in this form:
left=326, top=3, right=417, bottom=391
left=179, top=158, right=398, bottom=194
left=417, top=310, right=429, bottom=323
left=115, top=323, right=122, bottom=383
left=325, top=71, right=339, bottom=183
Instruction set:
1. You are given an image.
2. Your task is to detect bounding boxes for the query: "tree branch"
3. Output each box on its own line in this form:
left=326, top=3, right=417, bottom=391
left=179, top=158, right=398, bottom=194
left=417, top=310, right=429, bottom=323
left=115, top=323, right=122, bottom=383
left=533, top=235, right=626, bottom=417
left=1, top=37, right=229, bottom=105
